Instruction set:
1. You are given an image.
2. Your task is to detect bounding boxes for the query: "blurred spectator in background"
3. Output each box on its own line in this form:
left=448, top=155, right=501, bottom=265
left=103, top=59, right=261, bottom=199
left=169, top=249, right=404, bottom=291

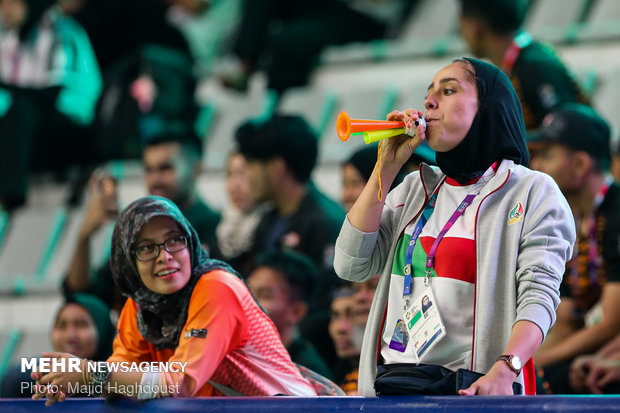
left=341, top=144, right=410, bottom=212
left=90, top=44, right=198, bottom=163
left=220, top=0, right=415, bottom=95
left=247, top=250, right=332, bottom=379
left=142, top=134, right=221, bottom=255
left=328, top=285, right=360, bottom=395
left=570, top=332, right=620, bottom=394
left=458, top=0, right=589, bottom=131
left=528, top=104, right=620, bottom=394
left=235, top=114, right=345, bottom=300
left=351, top=274, right=380, bottom=344
left=60, top=0, right=198, bottom=165
left=60, top=0, right=191, bottom=72
left=216, top=151, right=271, bottom=276
left=64, top=134, right=220, bottom=314
left=235, top=113, right=345, bottom=368
left=0, top=0, right=101, bottom=211
left=165, top=0, right=241, bottom=77
left=1, top=293, right=115, bottom=398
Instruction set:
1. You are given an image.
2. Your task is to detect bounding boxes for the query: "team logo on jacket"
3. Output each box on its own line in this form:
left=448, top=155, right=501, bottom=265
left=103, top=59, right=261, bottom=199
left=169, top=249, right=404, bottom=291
left=184, top=328, right=207, bottom=339
left=508, top=202, right=525, bottom=225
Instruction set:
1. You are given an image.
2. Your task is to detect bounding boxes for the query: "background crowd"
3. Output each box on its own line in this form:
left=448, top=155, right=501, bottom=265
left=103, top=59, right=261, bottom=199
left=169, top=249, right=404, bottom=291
left=1, top=0, right=620, bottom=397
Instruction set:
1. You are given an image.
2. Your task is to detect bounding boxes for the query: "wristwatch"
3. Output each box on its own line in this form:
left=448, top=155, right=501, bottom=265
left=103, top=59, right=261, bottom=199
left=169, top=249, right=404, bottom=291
left=91, top=364, right=111, bottom=387
left=498, top=354, right=522, bottom=376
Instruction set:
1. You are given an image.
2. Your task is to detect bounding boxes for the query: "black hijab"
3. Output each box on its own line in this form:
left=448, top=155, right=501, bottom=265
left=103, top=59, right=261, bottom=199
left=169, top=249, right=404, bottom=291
left=435, top=58, right=529, bottom=183
left=110, top=196, right=238, bottom=350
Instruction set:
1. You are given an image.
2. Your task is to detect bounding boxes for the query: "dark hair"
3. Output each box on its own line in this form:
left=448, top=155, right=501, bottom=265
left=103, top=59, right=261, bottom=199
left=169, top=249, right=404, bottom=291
left=459, top=0, right=528, bottom=35
left=252, top=250, right=319, bottom=303
left=344, top=145, right=377, bottom=182
left=453, top=58, right=477, bottom=84
left=235, top=114, right=318, bottom=183
left=330, top=284, right=355, bottom=303
left=143, top=132, right=202, bottom=165
left=344, top=144, right=407, bottom=190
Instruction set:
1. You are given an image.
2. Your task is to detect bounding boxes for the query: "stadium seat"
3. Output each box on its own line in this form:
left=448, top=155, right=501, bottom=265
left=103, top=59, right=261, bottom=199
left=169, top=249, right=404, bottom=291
left=593, top=66, right=620, bottom=131
left=524, top=0, right=589, bottom=44
left=576, top=0, right=620, bottom=42
left=41, top=207, right=116, bottom=288
left=0, top=327, right=20, bottom=385
left=395, top=0, right=460, bottom=51
left=201, top=90, right=272, bottom=171
left=321, top=0, right=463, bottom=66
left=278, top=87, right=338, bottom=137
left=7, top=329, right=51, bottom=365
left=392, top=75, right=434, bottom=114
left=0, top=207, right=68, bottom=294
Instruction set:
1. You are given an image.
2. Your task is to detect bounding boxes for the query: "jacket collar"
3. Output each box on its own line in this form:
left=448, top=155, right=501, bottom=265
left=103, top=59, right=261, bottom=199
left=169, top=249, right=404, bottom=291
left=419, top=159, right=515, bottom=200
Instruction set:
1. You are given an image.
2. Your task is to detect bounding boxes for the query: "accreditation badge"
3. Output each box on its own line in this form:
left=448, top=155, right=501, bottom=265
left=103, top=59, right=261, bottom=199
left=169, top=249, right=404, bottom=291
left=402, top=286, right=446, bottom=362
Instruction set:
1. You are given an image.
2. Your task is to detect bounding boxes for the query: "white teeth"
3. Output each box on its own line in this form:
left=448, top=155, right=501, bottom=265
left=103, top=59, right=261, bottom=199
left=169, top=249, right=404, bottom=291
left=156, top=269, right=177, bottom=277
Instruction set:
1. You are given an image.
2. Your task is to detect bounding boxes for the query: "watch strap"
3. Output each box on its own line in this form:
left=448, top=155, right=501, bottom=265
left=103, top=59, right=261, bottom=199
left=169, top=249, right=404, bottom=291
left=498, top=354, right=522, bottom=375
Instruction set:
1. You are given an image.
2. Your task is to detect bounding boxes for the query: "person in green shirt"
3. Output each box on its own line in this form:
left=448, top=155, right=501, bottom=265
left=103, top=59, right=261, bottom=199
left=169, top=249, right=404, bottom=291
left=457, top=0, right=589, bottom=131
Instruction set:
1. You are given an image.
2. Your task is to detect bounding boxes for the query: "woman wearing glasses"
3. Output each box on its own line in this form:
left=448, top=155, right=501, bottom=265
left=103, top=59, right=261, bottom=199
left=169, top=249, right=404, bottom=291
left=32, top=196, right=316, bottom=405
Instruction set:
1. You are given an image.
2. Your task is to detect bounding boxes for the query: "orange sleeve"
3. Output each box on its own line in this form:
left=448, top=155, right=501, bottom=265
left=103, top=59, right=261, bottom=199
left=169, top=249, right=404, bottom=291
left=107, top=299, right=153, bottom=364
left=161, top=271, right=250, bottom=395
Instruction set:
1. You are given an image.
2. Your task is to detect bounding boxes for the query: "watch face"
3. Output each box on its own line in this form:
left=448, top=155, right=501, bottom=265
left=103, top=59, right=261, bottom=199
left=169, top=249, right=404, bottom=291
left=511, top=356, right=522, bottom=370
left=92, top=370, right=110, bottom=382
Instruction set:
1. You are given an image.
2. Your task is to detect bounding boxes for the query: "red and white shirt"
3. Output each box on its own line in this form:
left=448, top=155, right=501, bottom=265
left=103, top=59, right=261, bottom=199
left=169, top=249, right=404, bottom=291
left=382, top=167, right=497, bottom=370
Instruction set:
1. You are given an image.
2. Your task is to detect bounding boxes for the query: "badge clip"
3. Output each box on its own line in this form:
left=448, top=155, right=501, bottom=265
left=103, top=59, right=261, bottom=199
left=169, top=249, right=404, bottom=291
left=424, top=268, right=432, bottom=286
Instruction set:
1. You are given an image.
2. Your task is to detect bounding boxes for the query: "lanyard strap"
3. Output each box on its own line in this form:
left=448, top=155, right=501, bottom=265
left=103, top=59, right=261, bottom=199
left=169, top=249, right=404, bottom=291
left=403, top=190, right=439, bottom=295
left=425, top=194, right=477, bottom=273
left=501, top=31, right=533, bottom=76
left=402, top=186, right=484, bottom=301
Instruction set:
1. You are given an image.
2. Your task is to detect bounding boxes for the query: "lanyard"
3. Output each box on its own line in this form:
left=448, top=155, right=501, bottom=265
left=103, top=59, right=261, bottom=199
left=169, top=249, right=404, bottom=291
left=402, top=182, right=486, bottom=306
left=501, top=31, right=533, bottom=76
left=425, top=193, right=477, bottom=277
left=403, top=189, right=439, bottom=296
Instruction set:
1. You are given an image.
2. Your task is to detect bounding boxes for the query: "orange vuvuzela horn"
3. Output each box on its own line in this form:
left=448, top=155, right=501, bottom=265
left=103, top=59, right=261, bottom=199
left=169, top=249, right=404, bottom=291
left=337, top=111, right=405, bottom=141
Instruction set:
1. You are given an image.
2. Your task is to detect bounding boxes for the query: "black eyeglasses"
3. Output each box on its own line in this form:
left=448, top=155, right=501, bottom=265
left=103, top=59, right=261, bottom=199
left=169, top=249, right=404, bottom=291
left=133, top=235, right=188, bottom=262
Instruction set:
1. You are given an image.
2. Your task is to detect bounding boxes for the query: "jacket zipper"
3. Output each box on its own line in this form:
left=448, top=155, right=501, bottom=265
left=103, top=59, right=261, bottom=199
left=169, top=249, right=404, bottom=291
left=470, top=169, right=511, bottom=370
